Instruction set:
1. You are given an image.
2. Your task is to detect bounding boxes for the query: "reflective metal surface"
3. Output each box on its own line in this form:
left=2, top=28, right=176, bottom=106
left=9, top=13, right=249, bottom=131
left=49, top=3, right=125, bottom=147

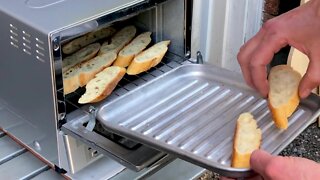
left=97, top=64, right=320, bottom=178
left=62, top=110, right=166, bottom=172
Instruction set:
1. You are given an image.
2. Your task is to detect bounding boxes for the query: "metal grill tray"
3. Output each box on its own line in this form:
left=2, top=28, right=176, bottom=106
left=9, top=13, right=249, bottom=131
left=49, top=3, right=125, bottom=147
left=96, top=64, right=320, bottom=178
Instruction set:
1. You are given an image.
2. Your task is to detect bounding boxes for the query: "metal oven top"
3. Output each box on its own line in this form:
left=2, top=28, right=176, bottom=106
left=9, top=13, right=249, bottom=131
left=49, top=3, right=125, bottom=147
left=0, top=0, right=163, bottom=33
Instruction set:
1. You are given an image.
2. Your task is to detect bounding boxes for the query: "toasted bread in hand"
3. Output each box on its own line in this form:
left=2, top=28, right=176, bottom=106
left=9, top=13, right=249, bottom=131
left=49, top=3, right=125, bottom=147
left=231, top=112, right=262, bottom=168
left=268, top=65, right=302, bottom=129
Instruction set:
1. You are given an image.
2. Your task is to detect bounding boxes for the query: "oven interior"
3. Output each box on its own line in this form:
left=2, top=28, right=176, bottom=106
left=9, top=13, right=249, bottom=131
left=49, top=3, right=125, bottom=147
left=59, top=0, right=198, bottom=174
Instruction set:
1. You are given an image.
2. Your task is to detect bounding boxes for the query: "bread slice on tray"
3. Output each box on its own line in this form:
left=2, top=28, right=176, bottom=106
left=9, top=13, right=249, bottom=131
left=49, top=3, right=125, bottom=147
left=232, top=112, right=262, bottom=168
left=126, top=40, right=170, bottom=75
left=268, top=65, right=302, bottom=129
left=79, top=52, right=117, bottom=87
left=78, top=66, right=126, bottom=104
left=62, top=26, right=116, bottom=55
left=99, top=25, right=137, bottom=55
left=62, top=43, right=100, bottom=73
left=113, top=32, right=152, bottom=67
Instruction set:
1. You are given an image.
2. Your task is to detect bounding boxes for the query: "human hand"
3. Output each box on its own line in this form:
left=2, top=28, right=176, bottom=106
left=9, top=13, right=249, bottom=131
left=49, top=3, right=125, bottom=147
left=221, top=149, right=320, bottom=180
left=237, top=0, right=320, bottom=98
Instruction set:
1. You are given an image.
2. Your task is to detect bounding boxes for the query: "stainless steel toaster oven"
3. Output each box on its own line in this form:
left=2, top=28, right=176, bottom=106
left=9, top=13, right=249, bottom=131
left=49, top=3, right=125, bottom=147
left=0, top=0, right=206, bottom=179
left=2, top=0, right=319, bottom=179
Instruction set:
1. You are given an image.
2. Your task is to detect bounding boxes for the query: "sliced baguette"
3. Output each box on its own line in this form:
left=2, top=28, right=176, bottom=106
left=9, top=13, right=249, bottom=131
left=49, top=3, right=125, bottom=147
left=268, top=65, right=302, bottom=129
left=62, top=52, right=117, bottom=94
left=78, top=66, right=126, bottom=104
left=62, top=43, right=100, bottom=73
left=231, top=112, right=262, bottom=168
left=99, top=25, right=137, bottom=55
left=79, top=52, right=117, bottom=87
left=63, top=65, right=81, bottom=95
left=62, top=26, right=116, bottom=55
left=113, top=32, right=152, bottom=67
left=126, top=40, right=170, bottom=75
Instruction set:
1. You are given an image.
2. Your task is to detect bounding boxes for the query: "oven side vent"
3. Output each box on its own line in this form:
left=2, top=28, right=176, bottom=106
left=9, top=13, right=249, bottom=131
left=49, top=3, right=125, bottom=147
left=8, top=23, right=47, bottom=63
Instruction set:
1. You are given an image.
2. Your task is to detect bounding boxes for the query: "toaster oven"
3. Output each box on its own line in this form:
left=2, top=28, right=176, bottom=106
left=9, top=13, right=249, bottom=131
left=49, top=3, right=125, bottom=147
left=0, top=0, right=206, bottom=179
left=3, top=0, right=318, bottom=179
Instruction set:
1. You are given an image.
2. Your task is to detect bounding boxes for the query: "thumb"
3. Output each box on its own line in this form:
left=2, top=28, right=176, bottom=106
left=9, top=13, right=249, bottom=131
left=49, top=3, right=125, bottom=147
left=299, top=53, right=320, bottom=98
left=250, top=150, right=273, bottom=175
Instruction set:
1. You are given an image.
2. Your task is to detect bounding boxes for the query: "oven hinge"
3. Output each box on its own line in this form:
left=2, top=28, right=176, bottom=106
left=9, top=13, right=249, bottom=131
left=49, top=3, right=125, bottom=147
left=86, top=106, right=97, bottom=132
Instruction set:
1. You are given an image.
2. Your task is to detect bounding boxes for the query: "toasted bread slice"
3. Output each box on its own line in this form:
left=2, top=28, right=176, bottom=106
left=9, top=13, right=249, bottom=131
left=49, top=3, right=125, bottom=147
left=126, top=40, right=170, bottom=75
left=62, top=52, right=117, bottom=94
left=99, top=26, right=137, bottom=55
left=232, top=113, right=262, bottom=168
left=268, top=65, right=302, bottom=129
left=78, top=66, right=126, bottom=104
left=113, top=32, right=152, bottom=67
left=79, top=52, right=117, bottom=87
left=62, top=43, right=100, bottom=73
left=63, top=65, right=81, bottom=95
left=62, top=26, right=116, bottom=55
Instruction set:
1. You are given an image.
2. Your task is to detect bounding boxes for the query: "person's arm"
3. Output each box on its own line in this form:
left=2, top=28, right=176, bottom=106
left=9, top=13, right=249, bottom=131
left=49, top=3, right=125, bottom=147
left=237, top=0, right=320, bottom=98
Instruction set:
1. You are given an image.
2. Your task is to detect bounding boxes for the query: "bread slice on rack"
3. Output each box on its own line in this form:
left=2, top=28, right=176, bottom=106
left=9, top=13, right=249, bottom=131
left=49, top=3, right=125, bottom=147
left=231, top=112, right=262, bottom=168
left=268, top=65, right=302, bottom=129
left=62, top=43, right=100, bottom=72
left=79, top=52, right=117, bottom=87
left=126, top=40, right=170, bottom=75
left=62, top=52, right=117, bottom=94
left=113, top=32, right=152, bottom=67
left=62, top=26, right=116, bottom=55
left=63, top=65, right=81, bottom=95
left=78, top=66, right=126, bottom=104
left=99, top=25, right=137, bottom=55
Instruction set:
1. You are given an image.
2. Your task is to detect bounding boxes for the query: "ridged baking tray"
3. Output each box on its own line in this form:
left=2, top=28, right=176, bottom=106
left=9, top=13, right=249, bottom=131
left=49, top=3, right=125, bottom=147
left=96, top=64, right=320, bottom=178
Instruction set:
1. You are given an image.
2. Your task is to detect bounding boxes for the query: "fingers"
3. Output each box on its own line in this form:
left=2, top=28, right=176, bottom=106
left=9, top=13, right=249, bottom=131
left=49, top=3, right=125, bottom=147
left=238, top=31, right=264, bottom=88
left=249, top=39, right=285, bottom=97
left=299, top=52, right=320, bottom=98
left=250, top=149, right=273, bottom=176
left=237, top=20, right=287, bottom=97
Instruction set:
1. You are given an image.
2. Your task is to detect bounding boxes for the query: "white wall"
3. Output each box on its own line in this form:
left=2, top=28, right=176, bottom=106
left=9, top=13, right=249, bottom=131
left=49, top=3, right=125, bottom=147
left=191, top=0, right=264, bottom=72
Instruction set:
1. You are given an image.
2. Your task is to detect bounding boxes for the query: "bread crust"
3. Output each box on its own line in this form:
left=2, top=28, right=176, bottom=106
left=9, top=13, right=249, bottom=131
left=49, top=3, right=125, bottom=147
left=231, top=148, right=252, bottom=168
left=62, top=43, right=100, bottom=73
left=63, top=66, right=80, bottom=95
left=113, top=55, right=135, bottom=67
left=78, top=67, right=126, bottom=104
left=78, top=52, right=117, bottom=87
left=126, top=57, right=158, bottom=75
left=89, top=74, right=123, bottom=103
left=127, top=40, right=170, bottom=75
left=268, top=65, right=301, bottom=130
left=62, top=26, right=116, bottom=55
left=113, top=32, right=152, bottom=67
left=268, top=91, right=299, bottom=129
left=98, top=26, right=136, bottom=55
left=231, top=113, right=261, bottom=168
